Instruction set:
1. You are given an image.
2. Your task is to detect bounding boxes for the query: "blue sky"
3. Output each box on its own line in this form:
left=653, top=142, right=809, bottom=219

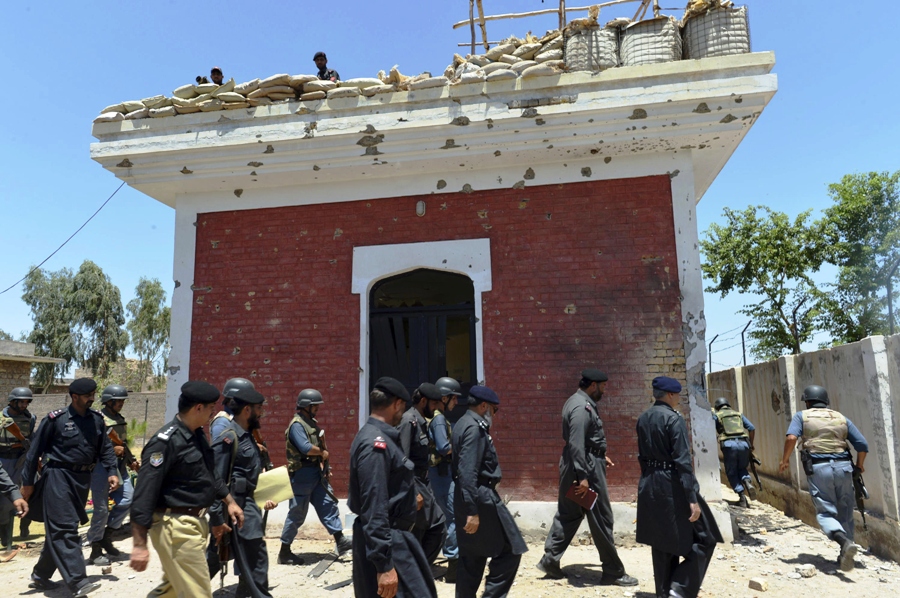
left=0, top=1, right=897, bottom=373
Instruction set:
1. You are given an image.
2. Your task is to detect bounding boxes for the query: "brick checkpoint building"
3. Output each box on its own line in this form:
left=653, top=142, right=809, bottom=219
left=91, top=53, right=776, bottom=512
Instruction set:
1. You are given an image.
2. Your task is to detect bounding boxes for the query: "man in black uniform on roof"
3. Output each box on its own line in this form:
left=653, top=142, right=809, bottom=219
left=349, top=377, right=437, bottom=598
left=129, top=380, right=244, bottom=598
left=21, top=377, right=118, bottom=597
left=314, top=51, right=340, bottom=82
left=397, top=382, right=447, bottom=565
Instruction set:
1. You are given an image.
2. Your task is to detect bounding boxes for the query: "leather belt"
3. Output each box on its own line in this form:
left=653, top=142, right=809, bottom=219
left=589, top=448, right=606, bottom=458
left=391, top=519, right=416, bottom=532
left=641, top=458, right=676, bottom=471
left=811, top=454, right=851, bottom=464
left=477, top=476, right=498, bottom=489
left=46, top=461, right=95, bottom=473
left=156, top=507, right=208, bottom=517
left=0, top=448, right=24, bottom=459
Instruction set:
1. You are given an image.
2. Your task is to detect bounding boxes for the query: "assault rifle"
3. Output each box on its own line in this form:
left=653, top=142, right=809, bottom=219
left=749, top=450, right=762, bottom=489
left=4, top=420, right=34, bottom=473
left=252, top=428, right=274, bottom=530
left=318, top=429, right=337, bottom=502
left=107, top=428, right=140, bottom=472
left=853, top=463, right=869, bottom=531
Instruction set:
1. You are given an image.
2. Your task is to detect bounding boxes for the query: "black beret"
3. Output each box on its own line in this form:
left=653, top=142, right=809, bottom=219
left=374, top=377, right=410, bottom=403
left=69, top=378, right=97, bottom=395
left=313, top=51, right=327, bottom=60
left=652, top=376, right=682, bottom=394
left=581, top=368, right=608, bottom=383
left=469, top=385, right=499, bottom=405
left=417, top=383, right=443, bottom=402
left=180, top=380, right=221, bottom=404
left=231, top=388, right=265, bottom=405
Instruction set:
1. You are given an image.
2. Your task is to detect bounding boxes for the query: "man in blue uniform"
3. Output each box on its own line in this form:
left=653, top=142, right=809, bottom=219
left=779, top=385, right=868, bottom=571
left=538, top=369, right=637, bottom=585
left=211, top=378, right=255, bottom=441
left=636, top=377, right=722, bottom=598
left=208, top=387, right=276, bottom=597
left=349, top=377, right=436, bottom=598
left=278, top=388, right=349, bottom=565
left=429, top=376, right=460, bottom=581
left=453, top=385, right=527, bottom=598
left=21, top=378, right=119, bottom=597
left=0, top=386, right=36, bottom=545
left=712, top=397, right=756, bottom=508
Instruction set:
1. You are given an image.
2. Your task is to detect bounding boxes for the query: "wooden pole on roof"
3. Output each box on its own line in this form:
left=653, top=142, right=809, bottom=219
left=559, top=0, right=567, bottom=30
left=469, top=0, right=476, bottom=55
left=476, top=0, right=489, bottom=51
left=451, top=0, right=641, bottom=29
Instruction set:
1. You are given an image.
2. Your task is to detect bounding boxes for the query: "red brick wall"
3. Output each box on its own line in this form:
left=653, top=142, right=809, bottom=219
left=190, top=176, right=684, bottom=501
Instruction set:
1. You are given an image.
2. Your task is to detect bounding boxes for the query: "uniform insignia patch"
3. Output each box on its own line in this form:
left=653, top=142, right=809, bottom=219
left=223, top=436, right=233, bottom=445
left=150, top=452, right=164, bottom=467
left=373, top=436, right=387, bottom=450
left=585, top=404, right=592, bottom=411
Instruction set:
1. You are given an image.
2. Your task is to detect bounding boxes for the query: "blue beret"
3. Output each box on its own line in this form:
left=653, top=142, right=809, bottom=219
left=69, top=378, right=97, bottom=395
left=417, top=383, right=443, bottom=402
left=468, top=385, right=499, bottom=405
left=374, top=377, right=410, bottom=403
left=581, top=368, right=608, bottom=382
left=652, top=376, right=682, bottom=394
left=231, top=387, right=265, bottom=405
left=180, top=380, right=221, bottom=404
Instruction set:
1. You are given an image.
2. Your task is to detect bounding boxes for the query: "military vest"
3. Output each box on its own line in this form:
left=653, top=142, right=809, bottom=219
left=800, top=408, right=849, bottom=454
left=0, top=408, right=35, bottom=450
left=285, top=413, right=320, bottom=473
left=715, top=406, right=749, bottom=443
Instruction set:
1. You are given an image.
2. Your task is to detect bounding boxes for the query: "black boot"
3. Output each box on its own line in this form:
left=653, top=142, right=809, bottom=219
left=19, top=517, right=30, bottom=540
left=536, top=554, right=565, bottom=579
left=444, top=558, right=458, bottom=583
left=277, top=543, right=304, bottom=566
left=334, top=532, right=352, bottom=557
left=0, top=522, right=10, bottom=548
left=88, top=543, right=109, bottom=566
left=100, top=528, right=120, bottom=557
left=739, top=491, right=750, bottom=508
left=834, top=531, right=858, bottom=571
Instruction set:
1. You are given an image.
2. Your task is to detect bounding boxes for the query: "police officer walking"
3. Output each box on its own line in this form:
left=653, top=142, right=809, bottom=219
left=398, top=383, right=447, bottom=564
left=712, top=397, right=756, bottom=508
left=779, top=385, right=868, bottom=571
left=211, top=378, right=255, bottom=440
left=129, top=381, right=244, bottom=598
left=429, top=376, right=460, bottom=581
left=87, top=384, right=139, bottom=565
left=538, top=369, right=637, bottom=585
left=278, top=388, right=350, bottom=565
left=453, top=385, right=527, bottom=598
left=636, top=377, right=722, bottom=598
left=0, top=461, right=27, bottom=530
left=349, top=377, right=437, bottom=598
left=21, top=378, right=119, bottom=596
left=208, top=387, right=275, bottom=598
left=0, top=386, right=36, bottom=545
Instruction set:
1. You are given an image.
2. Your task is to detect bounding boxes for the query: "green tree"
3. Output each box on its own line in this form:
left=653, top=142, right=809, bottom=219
left=70, top=260, right=129, bottom=379
left=0, top=329, right=13, bottom=341
left=819, top=171, right=900, bottom=343
left=22, top=267, right=78, bottom=390
left=701, top=206, right=825, bottom=360
left=126, top=278, right=171, bottom=390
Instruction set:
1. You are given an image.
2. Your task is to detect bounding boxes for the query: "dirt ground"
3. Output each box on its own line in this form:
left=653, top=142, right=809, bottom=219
left=1, top=486, right=896, bottom=597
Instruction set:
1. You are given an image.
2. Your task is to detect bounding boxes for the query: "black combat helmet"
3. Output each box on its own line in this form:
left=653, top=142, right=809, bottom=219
left=435, top=377, right=461, bottom=397
left=714, top=397, right=730, bottom=410
left=801, top=385, right=829, bottom=406
left=296, top=389, right=324, bottom=410
left=7, top=387, right=34, bottom=402
left=223, top=377, right=255, bottom=399
left=100, top=384, right=128, bottom=403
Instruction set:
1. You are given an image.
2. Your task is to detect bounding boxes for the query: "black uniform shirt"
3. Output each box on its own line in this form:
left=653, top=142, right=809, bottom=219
left=636, top=401, right=698, bottom=504
left=561, top=389, right=607, bottom=482
left=398, top=406, right=430, bottom=478
left=21, top=405, right=117, bottom=486
left=130, top=416, right=229, bottom=529
left=348, top=417, right=417, bottom=573
left=209, top=420, right=263, bottom=535
left=0, top=461, right=22, bottom=502
left=452, top=409, right=501, bottom=517
left=317, top=67, right=340, bottom=81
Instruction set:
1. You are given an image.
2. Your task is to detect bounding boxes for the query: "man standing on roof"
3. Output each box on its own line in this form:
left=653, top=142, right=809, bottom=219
left=314, top=52, right=340, bottom=82
left=210, top=66, right=224, bottom=86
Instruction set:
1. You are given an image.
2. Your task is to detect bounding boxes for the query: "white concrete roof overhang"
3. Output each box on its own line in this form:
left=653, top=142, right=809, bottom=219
left=91, top=52, right=776, bottom=206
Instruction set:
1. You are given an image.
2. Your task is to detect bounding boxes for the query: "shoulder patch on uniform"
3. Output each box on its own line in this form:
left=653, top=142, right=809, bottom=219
left=373, top=436, right=387, bottom=450
left=149, top=452, right=164, bottom=467
left=48, top=409, right=65, bottom=419
left=585, top=404, right=592, bottom=411
left=223, top=435, right=233, bottom=445
left=157, top=425, right=177, bottom=441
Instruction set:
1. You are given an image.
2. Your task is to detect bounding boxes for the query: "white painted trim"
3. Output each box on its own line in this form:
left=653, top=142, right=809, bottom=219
left=351, top=239, right=492, bottom=429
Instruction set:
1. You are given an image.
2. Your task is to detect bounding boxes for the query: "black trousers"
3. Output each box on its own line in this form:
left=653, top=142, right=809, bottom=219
left=208, top=534, right=270, bottom=597
left=544, top=460, right=625, bottom=576
left=650, top=532, right=716, bottom=598
left=32, top=469, right=92, bottom=592
left=457, top=540, right=521, bottom=598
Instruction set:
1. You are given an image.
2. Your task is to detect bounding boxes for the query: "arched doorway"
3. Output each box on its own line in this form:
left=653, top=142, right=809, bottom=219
left=369, top=269, right=477, bottom=397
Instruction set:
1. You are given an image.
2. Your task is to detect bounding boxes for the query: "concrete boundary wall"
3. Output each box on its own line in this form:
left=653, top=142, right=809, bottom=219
left=708, top=335, right=900, bottom=562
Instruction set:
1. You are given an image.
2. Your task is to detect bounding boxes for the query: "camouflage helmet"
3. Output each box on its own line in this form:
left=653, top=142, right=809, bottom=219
left=801, top=385, right=829, bottom=406
left=713, top=397, right=730, bottom=410
left=435, top=377, right=462, bottom=397
left=296, top=389, right=324, bottom=410
left=223, top=377, right=255, bottom=399
left=100, top=384, right=129, bottom=403
left=7, top=387, right=34, bottom=402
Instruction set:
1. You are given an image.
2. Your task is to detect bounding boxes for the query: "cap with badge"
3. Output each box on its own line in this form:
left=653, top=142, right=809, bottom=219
left=230, top=387, right=265, bottom=405
left=581, top=368, right=608, bottom=383
left=374, top=376, right=410, bottom=403
left=468, top=385, right=500, bottom=405
left=652, top=376, right=682, bottom=394
left=180, top=380, right=221, bottom=403
left=69, top=378, right=97, bottom=395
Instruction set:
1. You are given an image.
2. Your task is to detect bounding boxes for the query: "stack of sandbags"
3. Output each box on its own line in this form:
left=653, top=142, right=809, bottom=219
left=619, top=16, right=683, bottom=66
left=442, top=30, right=567, bottom=84
left=682, top=4, right=750, bottom=59
left=565, top=23, right=619, bottom=72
